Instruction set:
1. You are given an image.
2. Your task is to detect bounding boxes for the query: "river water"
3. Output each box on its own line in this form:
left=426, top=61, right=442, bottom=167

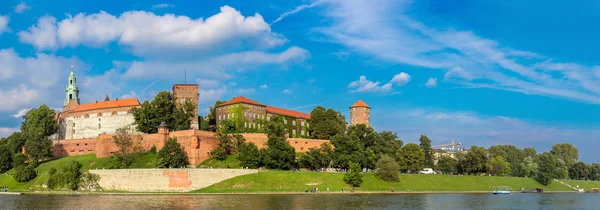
left=1, top=193, right=598, bottom=209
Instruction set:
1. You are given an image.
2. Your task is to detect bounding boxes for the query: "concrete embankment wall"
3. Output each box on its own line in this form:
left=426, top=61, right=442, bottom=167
left=90, top=169, right=258, bottom=192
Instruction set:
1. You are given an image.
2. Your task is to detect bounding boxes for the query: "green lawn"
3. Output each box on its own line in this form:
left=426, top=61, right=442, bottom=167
left=197, top=155, right=241, bottom=169
left=0, top=152, right=158, bottom=191
left=195, top=171, right=573, bottom=193
left=559, top=179, right=600, bottom=190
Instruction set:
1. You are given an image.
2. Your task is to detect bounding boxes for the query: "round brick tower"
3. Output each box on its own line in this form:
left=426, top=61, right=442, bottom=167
left=350, top=100, right=370, bottom=127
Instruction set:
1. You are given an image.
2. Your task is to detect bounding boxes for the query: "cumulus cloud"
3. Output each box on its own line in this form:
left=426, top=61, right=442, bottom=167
left=348, top=72, right=410, bottom=92
left=260, top=84, right=268, bottom=89
left=18, top=16, right=58, bottom=50
left=444, top=66, right=473, bottom=81
left=424, top=77, right=437, bottom=88
left=0, top=127, right=18, bottom=138
left=152, top=4, right=174, bottom=9
left=390, top=72, right=410, bottom=85
left=14, top=2, right=30, bottom=13
left=12, top=108, right=31, bottom=118
left=282, top=89, right=292, bottom=94
left=19, top=6, right=288, bottom=56
left=0, top=15, right=9, bottom=34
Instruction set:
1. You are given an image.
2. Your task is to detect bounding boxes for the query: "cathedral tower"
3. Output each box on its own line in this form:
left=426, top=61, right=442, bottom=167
left=64, top=65, right=80, bottom=107
left=350, top=100, right=370, bottom=127
left=173, top=84, right=199, bottom=129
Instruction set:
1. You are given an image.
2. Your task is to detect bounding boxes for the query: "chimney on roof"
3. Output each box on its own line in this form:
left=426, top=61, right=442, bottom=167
left=104, top=95, right=110, bottom=101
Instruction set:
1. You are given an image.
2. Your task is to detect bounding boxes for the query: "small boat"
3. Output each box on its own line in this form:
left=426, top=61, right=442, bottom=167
left=520, top=188, right=543, bottom=193
left=587, top=188, right=600, bottom=193
left=492, top=186, right=511, bottom=195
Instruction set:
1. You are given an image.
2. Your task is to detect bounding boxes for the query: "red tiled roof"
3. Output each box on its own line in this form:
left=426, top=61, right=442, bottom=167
left=350, top=100, right=369, bottom=108
left=218, top=96, right=265, bottom=107
left=267, top=106, right=311, bottom=119
left=74, top=98, right=140, bottom=112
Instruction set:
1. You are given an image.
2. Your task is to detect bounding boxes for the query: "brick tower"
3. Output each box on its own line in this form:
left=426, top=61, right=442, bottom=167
left=350, top=100, right=370, bottom=127
left=173, top=84, right=199, bottom=129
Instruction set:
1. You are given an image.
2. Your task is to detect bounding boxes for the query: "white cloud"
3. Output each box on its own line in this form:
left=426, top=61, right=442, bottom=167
left=14, top=2, right=30, bottom=13
left=319, top=0, right=600, bottom=104
left=390, top=72, right=410, bottom=85
left=152, top=4, right=174, bottom=9
left=424, top=77, right=437, bottom=88
left=0, top=15, right=9, bottom=34
left=238, top=88, right=256, bottom=94
left=348, top=75, right=391, bottom=92
left=282, top=89, right=292, bottom=94
left=12, top=108, right=31, bottom=118
left=271, top=0, right=324, bottom=24
left=18, top=16, right=58, bottom=50
left=260, top=84, right=268, bottom=89
left=19, top=6, right=288, bottom=56
left=333, top=50, right=350, bottom=60
left=0, top=127, right=18, bottom=138
left=0, top=85, right=40, bottom=112
left=444, top=66, right=473, bottom=81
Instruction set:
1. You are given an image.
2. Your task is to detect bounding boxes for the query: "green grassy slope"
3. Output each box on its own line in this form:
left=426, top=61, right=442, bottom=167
left=560, top=179, right=600, bottom=190
left=0, top=153, right=157, bottom=191
left=195, top=171, right=573, bottom=193
left=197, top=155, right=241, bottom=169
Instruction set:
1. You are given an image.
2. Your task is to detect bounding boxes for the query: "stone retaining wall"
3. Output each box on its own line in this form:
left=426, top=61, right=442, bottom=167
left=90, top=168, right=258, bottom=192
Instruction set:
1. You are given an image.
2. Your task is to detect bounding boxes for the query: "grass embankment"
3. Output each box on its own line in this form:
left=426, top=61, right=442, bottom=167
left=197, top=155, right=241, bottom=169
left=195, top=171, right=573, bottom=193
left=0, top=153, right=157, bottom=191
left=559, top=179, right=600, bottom=190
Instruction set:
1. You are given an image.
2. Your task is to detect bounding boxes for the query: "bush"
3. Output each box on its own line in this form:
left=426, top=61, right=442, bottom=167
left=12, top=153, right=26, bottom=168
left=238, top=142, right=260, bottom=168
left=374, top=155, right=399, bottom=182
left=78, top=172, right=101, bottom=190
left=0, top=145, right=12, bottom=173
left=47, top=161, right=82, bottom=190
left=14, top=164, right=37, bottom=182
left=149, top=145, right=157, bottom=154
left=344, top=162, right=363, bottom=187
left=158, top=138, right=188, bottom=168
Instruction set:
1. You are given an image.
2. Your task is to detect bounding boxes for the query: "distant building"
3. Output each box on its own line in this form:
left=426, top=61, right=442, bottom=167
left=215, top=96, right=311, bottom=137
left=172, top=84, right=200, bottom=130
left=350, top=100, right=370, bottom=126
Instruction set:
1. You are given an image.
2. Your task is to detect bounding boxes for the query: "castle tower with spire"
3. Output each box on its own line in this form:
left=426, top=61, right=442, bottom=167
left=350, top=100, right=370, bottom=127
left=64, top=65, right=80, bottom=107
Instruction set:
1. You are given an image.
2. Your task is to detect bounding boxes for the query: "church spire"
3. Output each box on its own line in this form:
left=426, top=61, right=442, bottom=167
left=64, top=65, right=80, bottom=107
left=104, top=94, right=110, bottom=101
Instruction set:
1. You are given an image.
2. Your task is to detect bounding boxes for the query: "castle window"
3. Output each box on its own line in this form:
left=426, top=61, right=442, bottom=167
left=301, top=130, right=305, bottom=135
left=244, top=122, right=247, bottom=128
left=99, top=124, right=101, bottom=129
left=301, top=121, right=304, bottom=126
left=292, top=121, right=296, bottom=126
left=76, top=144, right=79, bottom=146
left=69, top=94, right=73, bottom=100
left=85, top=143, right=88, bottom=146
left=292, top=130, right=296, bottom=135
left=244, top=112, right=247, bottom=117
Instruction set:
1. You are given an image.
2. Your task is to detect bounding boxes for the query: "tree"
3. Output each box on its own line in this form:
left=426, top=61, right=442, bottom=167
left=344, top=162, right=363, bottom=188
left=550, top=143, right=579, bottom=168
left=112, top=125, right=135, bottom=167
left=47, top=161, right=82, bottom=190
left=14, top=164, right=37, bottom=182
left=330, top=133, right=365, bottom=169
left=158, top=138, right=188, bottom=168
left=260, top=116, right=296, bottom=170
left=309, top=106, right=346, bottom=140
left=198, top=116, right=210, bottom=131
left=460, top=146, right=490, bottom=175
left=589, top=163, right=600, bottom=181
left=0, top=145, right=12, bottom=173
left=238, top=142, right=261, bottom=168
left=299, top=144, right=331, bottom=171
left=396, top=143, right=425, bottom=172
left=490, top=156, right=510, bottom=176
left=132, top=91, right=196, bottom=133
left=521, top=156, right=538, bottom=178
left=536, top=152, right=568, bottom=185
left=21, top=105, right=58, bottom=166
left=523, top=147, right=537, bottom=158
left=488, top=145, right=525, bottom=177
left=569, top=161, right=589, bottom=180
left=5, top=132, right=26, bottom=154
left=207, top=100, right=224, bottom=131
left=437, top=156, right=457, bottom=174
left=374, top=155, right=400, bottom=182
left=419, top=135, right=434, bottom=169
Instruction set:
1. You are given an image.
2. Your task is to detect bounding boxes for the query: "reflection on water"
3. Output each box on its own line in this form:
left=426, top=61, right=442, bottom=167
left=1, top=193, right=600, bottom=209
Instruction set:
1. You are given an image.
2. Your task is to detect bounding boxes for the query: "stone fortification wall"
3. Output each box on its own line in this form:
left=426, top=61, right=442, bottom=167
left=53, top=131, right=330, bottom=165
left=90, top=169, right=258, bottom=192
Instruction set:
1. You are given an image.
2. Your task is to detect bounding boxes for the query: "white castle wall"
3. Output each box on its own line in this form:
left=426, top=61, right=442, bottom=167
left=63, top=111, right=138, bottom=139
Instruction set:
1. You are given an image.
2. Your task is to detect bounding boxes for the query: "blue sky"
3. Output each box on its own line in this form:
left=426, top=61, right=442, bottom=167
left=1, top=0, right=599, bottom=161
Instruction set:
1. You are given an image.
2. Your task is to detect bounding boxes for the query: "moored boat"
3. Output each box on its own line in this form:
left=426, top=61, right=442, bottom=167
left=492, top=186, right=511, bottom=195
